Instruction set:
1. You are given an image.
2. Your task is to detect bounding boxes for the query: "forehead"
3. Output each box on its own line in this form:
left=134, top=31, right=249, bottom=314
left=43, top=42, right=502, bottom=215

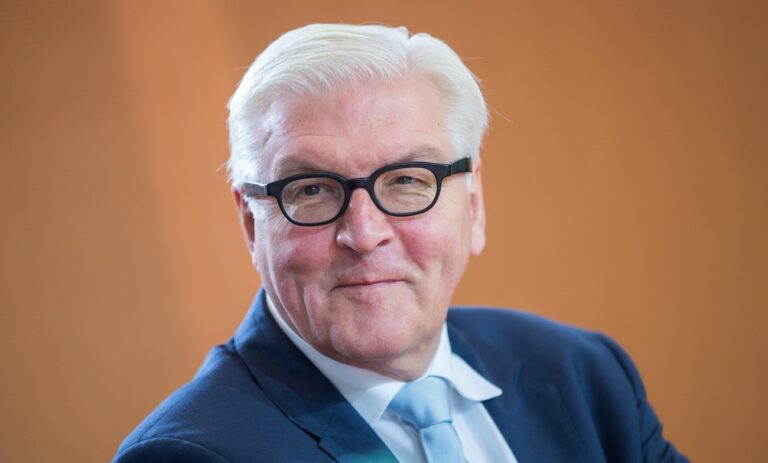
left=258, top=76, right=454, bottom=178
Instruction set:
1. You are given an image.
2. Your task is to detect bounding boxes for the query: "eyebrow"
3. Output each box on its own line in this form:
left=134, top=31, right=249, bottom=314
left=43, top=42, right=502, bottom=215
left=395, top=145, right=446, bottom=163
left=272, top=156, right=329, bottom=178
left=273, top=145, right=447, bottom=179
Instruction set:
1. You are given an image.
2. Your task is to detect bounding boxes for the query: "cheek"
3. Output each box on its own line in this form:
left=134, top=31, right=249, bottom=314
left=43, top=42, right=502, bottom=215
left=400, top=204, right=473, bottom=297
left=269, top=230, right=334, bottom=278
left=254, top=225, right=339, bottom=340
left=254, top=223, right=335, bottom=296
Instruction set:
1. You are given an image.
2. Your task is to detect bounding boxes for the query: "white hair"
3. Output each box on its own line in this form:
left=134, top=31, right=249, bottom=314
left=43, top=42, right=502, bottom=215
left=227, top=23, right=488, bottom=186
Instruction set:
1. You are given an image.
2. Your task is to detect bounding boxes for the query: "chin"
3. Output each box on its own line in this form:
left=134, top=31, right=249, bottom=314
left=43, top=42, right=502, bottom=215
left=326, top=320, right=434, bottom=369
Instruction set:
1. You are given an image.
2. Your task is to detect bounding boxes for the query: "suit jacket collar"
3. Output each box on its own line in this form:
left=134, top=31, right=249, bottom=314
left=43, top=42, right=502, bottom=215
left=232, top=290, right=398, bottom=463
left=447, top=312, right=588, bottom=462
left=446, top=316, right=521, bottom=446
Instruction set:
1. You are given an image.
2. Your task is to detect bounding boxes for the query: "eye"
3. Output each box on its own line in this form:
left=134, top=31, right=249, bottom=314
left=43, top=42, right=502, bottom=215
left=302, top=185, right=322, bottom=196
left=395, top=176, right=416, bottom=185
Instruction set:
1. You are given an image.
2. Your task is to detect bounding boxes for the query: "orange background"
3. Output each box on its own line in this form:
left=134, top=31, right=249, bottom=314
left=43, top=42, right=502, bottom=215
left=1, top=1, right=766, bottom=462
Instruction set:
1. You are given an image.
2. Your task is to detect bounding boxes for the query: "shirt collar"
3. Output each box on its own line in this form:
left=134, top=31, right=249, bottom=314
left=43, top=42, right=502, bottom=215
left=265, top=294, right=502, bottom=426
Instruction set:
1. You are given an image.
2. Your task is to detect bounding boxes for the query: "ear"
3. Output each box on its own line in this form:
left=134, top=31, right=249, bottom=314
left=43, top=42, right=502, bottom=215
left=232, top=187, right=256, bottom=257
left=469, top=158, right=486, bottom=256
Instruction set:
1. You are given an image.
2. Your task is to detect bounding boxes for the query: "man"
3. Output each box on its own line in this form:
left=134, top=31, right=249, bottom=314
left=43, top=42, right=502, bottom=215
left=115, top=24, right=688, bottom=462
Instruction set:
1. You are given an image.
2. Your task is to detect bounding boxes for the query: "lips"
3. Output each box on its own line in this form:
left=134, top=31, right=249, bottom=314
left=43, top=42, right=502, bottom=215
left=335, top=278, right=401, bottom=288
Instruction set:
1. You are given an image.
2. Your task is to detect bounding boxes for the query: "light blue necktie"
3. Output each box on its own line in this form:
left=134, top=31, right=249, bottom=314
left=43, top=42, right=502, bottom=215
left=388, top=376, right=465, bottom=463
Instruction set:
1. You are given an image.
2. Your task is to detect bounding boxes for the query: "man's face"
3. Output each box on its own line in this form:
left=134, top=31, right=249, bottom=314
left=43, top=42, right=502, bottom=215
left=236, top=76, right=486, bottom=379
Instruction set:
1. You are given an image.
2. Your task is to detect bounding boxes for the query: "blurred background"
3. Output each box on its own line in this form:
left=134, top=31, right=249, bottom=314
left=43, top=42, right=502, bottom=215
left=1, top=1, right=766, bottom=461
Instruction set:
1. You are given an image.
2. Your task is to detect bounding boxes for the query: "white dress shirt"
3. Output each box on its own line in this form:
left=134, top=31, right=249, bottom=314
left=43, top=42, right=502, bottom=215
left=266, top=296, right=518, bottom=463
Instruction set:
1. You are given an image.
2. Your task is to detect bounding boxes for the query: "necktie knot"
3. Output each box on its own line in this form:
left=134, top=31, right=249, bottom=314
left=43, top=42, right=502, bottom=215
left=388, top=376, right=465, bottom=463
left=389, top=376, right=452, bottom=429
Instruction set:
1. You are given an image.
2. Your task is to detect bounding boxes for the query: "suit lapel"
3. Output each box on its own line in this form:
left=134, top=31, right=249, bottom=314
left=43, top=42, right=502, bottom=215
left=447, top=312, right=588, bottom=462
left=447, top=319, right=522, bottom=449
left=319, top=412, right=402, bottom=463
left=233, top=291, right=397, bottom=463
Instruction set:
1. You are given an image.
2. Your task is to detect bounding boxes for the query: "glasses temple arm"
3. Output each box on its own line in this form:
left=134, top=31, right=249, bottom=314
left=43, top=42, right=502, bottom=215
left=449, top=157, right=472, bottom=175
left=240, top=182, right=268, bottom=197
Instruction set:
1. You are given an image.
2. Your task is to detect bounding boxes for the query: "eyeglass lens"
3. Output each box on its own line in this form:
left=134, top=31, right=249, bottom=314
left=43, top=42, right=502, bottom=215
left=281, top=167, right=439, bottom=224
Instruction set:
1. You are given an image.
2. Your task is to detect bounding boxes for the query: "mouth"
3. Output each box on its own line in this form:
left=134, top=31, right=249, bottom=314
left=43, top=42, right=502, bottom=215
left=335, top=279, right=402, bottom=289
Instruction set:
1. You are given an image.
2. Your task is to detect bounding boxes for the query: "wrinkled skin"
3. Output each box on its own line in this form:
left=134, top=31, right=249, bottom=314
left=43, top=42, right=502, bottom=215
left=234, top=76, right=486, bottom=380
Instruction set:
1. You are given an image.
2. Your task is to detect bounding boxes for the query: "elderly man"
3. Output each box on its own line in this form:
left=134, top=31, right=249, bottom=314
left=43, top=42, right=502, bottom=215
left=115, top=24, right=688, bottom=462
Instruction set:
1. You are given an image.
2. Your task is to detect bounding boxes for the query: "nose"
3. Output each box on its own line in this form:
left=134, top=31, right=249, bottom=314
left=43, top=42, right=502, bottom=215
left=335, top=188, right=394, bottom=254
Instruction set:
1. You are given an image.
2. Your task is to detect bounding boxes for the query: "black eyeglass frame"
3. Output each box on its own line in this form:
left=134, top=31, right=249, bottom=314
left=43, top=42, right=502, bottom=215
left=240, top=157, right=472, bottom=227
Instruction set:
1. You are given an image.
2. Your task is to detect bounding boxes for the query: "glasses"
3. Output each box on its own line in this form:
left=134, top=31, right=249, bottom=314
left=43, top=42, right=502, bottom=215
left=240, top=157, right=471, bottom=226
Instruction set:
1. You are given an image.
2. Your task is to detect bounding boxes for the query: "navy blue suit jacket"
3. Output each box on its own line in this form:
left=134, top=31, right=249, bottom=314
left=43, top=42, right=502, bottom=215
left=114, top=290, right=688, bottom=462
